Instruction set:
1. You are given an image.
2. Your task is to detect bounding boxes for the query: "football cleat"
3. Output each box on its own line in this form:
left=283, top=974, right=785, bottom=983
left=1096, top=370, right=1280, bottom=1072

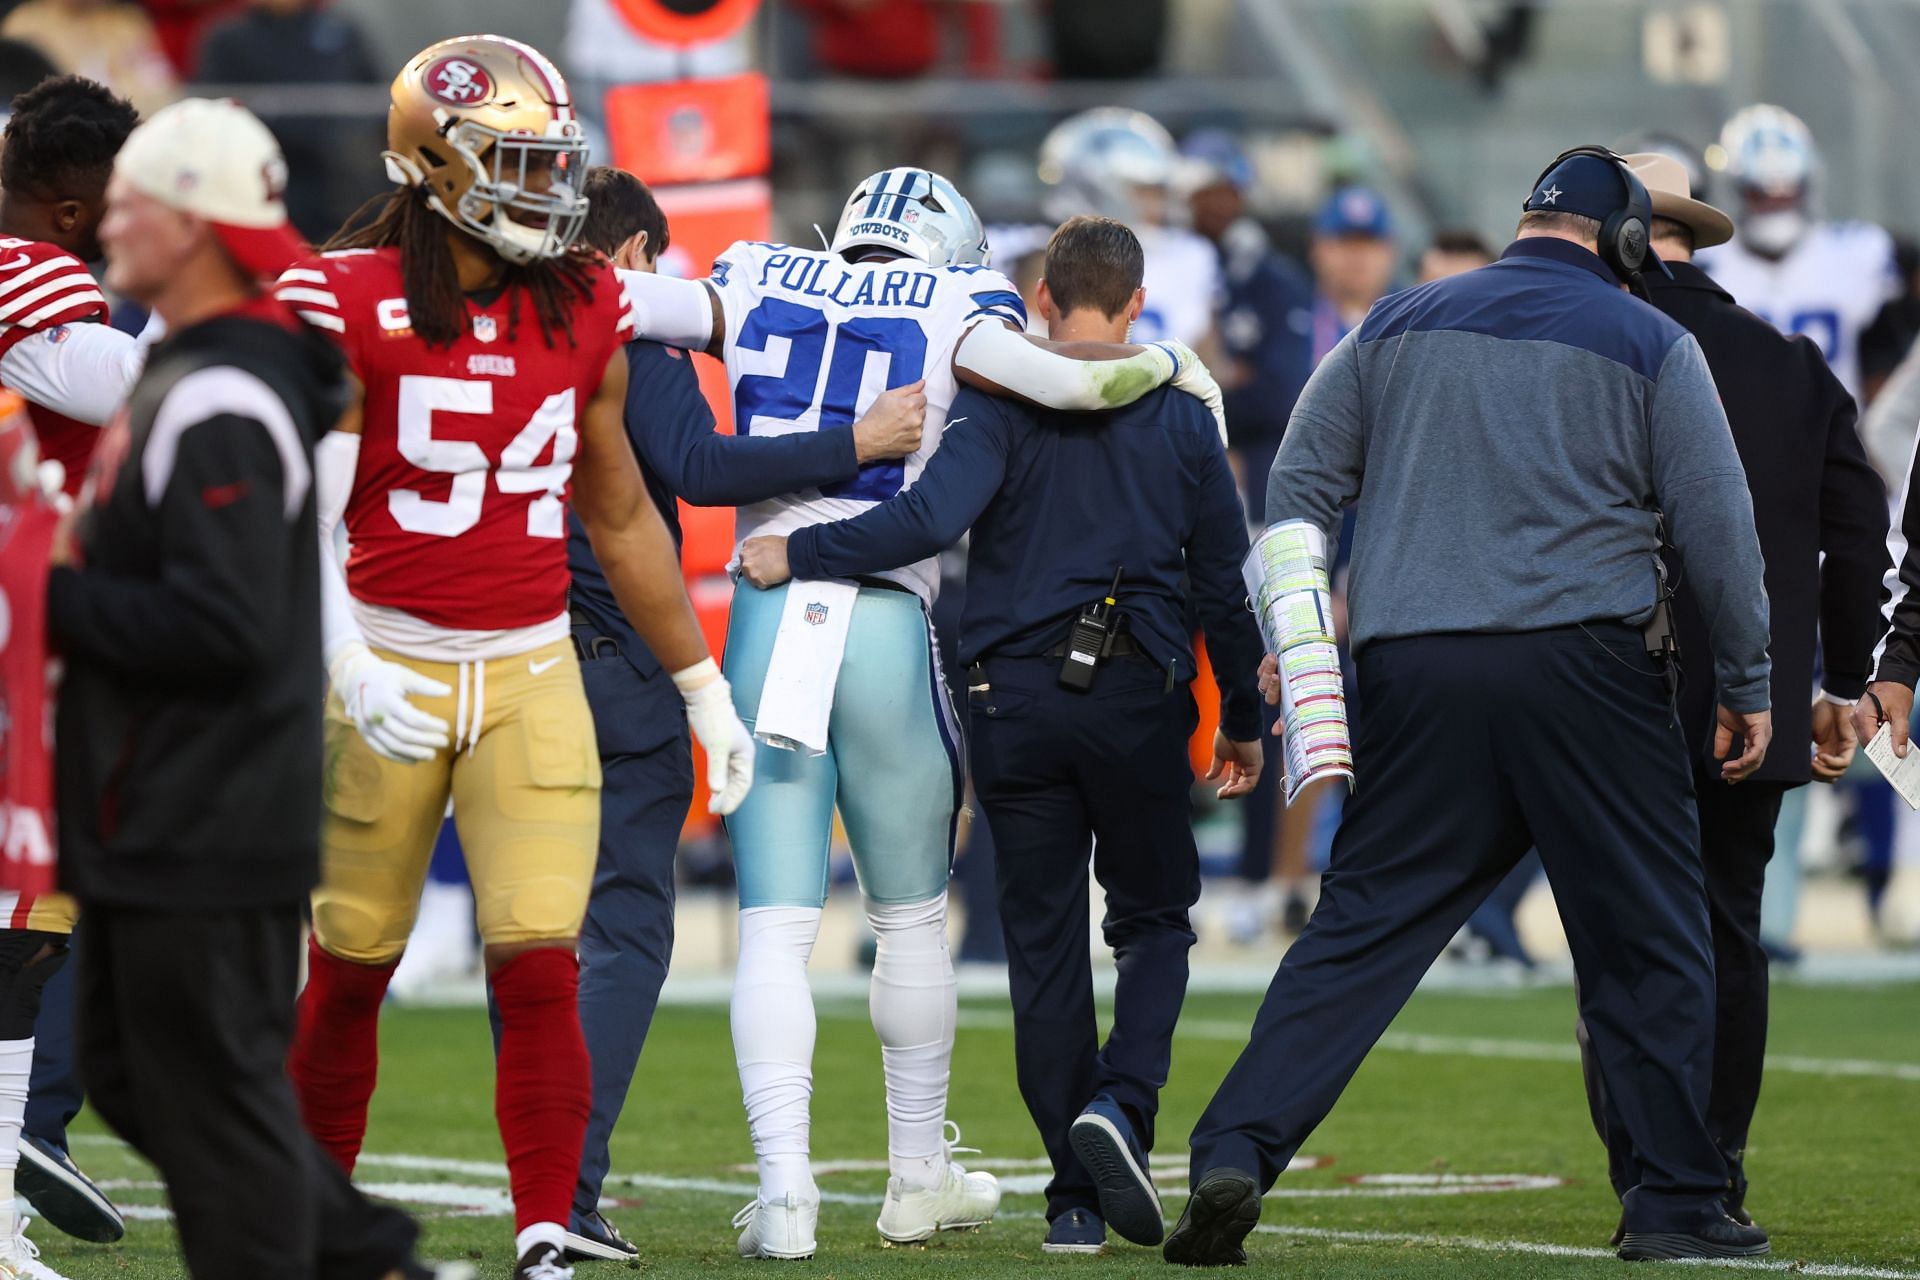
left=511, top=1242, right=573, bottom=1280
left=875, top=1126, right=1000, bottom=1244
left=15, top=1136, right=124, bottom=1243
left=0, top=1218, right=68, bottom=1280
left=562, top=1210, right=639, bottom=1261
left=734, top=1193, right=818, bottom=1260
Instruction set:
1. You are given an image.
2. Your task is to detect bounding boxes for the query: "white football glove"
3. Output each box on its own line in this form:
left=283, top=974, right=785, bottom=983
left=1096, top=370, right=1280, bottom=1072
left=328, top=640, right=452, bottom=763
left=1154, top=341, right=1228, bottom=446
left=673, top=658, right=756, bottom=815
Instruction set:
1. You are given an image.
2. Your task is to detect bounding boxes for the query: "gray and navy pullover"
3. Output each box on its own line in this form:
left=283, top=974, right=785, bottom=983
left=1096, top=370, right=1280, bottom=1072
left=1267, top=236, right=1771, bottom=713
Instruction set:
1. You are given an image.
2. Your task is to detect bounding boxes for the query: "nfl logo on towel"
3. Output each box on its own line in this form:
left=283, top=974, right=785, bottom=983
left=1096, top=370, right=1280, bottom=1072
left=473, top=314, right=498, bottom=343
left=805, top=602, right=829, bottom=626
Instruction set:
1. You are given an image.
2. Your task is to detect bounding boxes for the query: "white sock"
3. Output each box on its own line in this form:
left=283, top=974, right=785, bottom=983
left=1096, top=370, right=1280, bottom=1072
left=0, top=1037, right=31, bottom=1238
left=867, top=894, right=956, bottom=1191
left=515, top=1221, right=566, bottom=1257
left=732, top=906, right=821, bottom=1203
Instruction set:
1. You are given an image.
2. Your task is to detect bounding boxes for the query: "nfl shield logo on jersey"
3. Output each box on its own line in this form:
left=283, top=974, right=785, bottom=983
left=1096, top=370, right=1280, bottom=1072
left=473, top=314, right=498, bottom=343
left=804, top=602, right=829, bottom=626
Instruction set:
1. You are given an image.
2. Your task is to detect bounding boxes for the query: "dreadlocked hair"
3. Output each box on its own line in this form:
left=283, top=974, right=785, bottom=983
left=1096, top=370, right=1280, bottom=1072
left=326, top=186, right=601, bottom=350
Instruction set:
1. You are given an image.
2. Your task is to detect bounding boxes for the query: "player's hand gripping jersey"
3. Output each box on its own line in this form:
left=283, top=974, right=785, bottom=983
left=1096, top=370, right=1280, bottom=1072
left=277, top=245, right=634, bottom=647
left=705, top=240, right=1026, bottom=603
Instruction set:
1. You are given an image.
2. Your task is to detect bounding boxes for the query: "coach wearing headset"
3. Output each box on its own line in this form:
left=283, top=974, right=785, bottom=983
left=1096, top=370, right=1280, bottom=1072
left=1165, top=148, right=1774, bottom=1267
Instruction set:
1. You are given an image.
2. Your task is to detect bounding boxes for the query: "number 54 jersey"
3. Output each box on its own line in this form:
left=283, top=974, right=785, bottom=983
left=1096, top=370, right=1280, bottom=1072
left=704, top=241, right=1026, bottom=604
left=276, top=247, right=633, bottom=639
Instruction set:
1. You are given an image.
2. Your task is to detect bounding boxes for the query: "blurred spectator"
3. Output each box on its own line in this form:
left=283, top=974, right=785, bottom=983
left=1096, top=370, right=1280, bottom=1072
left=1009, top=246, right=1045, bottom=333
left=195, top=0, right=378, bottom=240
left=1418, top=227, right=1495, bottom=282
left=1310, top=186, right=1399, bottom=343
left=0, top=0, right=175, bottom=116
left=1180, top=129, right=1312, bottom=510
left=1050, top=0, right=1164, bottom=79
left=789, top=0, right=938, bottom=78
left=0, top=34, right=55, bottom=107
left=143, top=0, right=242, bottom=76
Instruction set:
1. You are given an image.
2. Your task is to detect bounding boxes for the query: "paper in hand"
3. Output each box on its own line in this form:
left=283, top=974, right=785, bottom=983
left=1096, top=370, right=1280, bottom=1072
left=1864, top=723, right=1920, bottom=810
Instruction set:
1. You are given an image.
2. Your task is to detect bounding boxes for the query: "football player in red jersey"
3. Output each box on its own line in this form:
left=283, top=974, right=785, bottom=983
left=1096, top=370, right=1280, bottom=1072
left=0, top=76, right=145, bottom=496
left=0, top=73, right=142, bottom=1256
left=275, top=35, right=754, bottom=1280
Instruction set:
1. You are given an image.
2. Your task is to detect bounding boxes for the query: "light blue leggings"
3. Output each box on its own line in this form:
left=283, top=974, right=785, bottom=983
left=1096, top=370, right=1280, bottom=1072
left=722, top=581, right=962, bottom=908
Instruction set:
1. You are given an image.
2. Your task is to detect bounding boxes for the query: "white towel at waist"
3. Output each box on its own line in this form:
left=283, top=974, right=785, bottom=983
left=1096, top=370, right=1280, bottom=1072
left=754, top=578, right=859, bottom=755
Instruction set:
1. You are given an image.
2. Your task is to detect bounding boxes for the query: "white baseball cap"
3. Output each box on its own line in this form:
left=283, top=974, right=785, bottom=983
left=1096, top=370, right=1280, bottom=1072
left=113, top=97, right=308, bottom=280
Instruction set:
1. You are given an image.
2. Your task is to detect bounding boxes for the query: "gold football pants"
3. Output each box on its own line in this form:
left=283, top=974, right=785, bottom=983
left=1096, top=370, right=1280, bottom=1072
left=313, top=638, right=601, bottom=965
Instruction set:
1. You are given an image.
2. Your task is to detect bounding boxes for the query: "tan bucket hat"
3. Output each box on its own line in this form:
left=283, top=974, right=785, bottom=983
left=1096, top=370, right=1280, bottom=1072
left=1622, top=151, right=1734, bottom=249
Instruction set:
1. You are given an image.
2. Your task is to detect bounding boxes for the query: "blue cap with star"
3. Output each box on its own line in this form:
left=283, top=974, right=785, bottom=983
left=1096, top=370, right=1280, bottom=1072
left=1523, top=153, right=1634, bottom=224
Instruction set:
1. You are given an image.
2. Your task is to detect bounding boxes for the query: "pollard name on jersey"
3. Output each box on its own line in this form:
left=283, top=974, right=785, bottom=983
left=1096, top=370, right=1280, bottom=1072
left=704, top=240, right=1025, bottom=603
left=274, top=247, right=634, bottom=634
left=1697, top=221, right=1897, bottom=402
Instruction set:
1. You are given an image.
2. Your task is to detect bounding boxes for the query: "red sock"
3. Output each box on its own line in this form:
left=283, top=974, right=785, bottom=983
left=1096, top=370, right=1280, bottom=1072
left=289, top=936, right=395, bottom=1173
left=492, top=947, right=591, bottom=1233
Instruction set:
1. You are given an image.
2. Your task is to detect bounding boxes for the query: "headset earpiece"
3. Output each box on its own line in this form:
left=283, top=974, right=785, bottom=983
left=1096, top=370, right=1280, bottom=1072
left=1530, top=144, right=1652, bottom=281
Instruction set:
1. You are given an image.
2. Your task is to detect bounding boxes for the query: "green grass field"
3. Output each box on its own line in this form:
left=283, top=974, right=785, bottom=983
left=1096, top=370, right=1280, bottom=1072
left=29, top=981, right=1920, bottom=1279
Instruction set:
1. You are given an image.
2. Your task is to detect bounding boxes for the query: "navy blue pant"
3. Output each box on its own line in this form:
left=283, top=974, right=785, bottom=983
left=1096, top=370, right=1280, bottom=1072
left=27, top=943, right=81, bottom=1149
left=969, top=654, right=1200, bottom=1223
left=571, top=729, right=693, bottom=1220
left=1580, top=770, right=1786, bottom=1202
left=1188, top=627, right=1730, bottom=1230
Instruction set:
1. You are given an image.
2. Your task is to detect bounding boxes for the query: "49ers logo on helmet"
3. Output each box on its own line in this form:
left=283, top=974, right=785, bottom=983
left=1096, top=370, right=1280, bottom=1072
left=424, top=56, right=494, bottom=106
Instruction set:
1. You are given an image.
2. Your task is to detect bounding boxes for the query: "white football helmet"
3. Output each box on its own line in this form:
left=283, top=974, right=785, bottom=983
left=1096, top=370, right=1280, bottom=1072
left=1719, top=104, right=1819, bottom=258
left=830, top=167, right=989, bottom=268
left=1038, top=107, right=1177, bottom=224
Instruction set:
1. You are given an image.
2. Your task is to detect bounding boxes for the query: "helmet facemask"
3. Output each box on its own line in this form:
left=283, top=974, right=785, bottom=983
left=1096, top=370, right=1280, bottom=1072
left=440, top=121, right=589, bottom=264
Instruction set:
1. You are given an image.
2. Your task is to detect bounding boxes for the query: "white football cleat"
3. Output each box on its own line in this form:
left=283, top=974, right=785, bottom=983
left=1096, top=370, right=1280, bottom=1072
left=876, top=1126, right=1001, bottom=1244
left=734, top=1193, right=818, bottom=1260
left=0, top=1218, right=69, bottom=1280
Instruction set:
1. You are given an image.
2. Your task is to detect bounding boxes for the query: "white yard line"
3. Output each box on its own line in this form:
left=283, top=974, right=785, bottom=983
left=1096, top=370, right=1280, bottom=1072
left=1252, top=1225, right=1920, bottom=1280
left=941, top=1009, right=1920, bottom=1083
left=66, top=1146, right=1920, bottom=1278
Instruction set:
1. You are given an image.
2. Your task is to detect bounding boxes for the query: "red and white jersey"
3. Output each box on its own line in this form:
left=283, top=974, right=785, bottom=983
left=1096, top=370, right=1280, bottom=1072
left=276, top=247, right=632, bottom=640
left=0, top=498, right=59, bottom=901
left=0, top=238, right=111, bottom=496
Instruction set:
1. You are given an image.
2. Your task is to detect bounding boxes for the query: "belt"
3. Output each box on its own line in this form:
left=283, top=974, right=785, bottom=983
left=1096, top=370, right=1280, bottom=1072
left=1046, top=634, right=1142, bottom=658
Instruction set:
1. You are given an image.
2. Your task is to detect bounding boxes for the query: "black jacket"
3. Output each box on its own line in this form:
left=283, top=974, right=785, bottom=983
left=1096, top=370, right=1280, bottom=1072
left=50, top=305, right=345, bottom=907
left=1648, top=260, right=1890, bottom=784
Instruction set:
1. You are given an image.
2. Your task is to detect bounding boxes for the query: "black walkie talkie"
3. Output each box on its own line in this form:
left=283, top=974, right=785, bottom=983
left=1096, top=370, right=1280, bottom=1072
left=1060, top=568, right=1124, bottom=692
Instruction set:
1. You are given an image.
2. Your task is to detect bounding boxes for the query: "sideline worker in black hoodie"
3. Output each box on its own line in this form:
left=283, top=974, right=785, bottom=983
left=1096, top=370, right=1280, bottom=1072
left=47, top=99, right=451, bottom=1280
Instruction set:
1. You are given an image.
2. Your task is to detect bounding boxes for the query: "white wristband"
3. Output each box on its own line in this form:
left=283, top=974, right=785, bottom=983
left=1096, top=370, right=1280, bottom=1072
left=1819, top=689, right=1859, bottom=707
left=671, top=656, right=724, bottom=696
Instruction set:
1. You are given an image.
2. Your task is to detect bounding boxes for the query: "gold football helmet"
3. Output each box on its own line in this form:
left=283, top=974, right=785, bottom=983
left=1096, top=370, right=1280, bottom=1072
left=382, top=34, right=589, bottom=264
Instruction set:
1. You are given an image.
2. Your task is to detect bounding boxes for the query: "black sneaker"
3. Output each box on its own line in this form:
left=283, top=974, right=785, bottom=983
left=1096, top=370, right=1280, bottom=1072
left=1617, top=1214, right=1770, bottom=1261
left=1163, top=1169, right=1260, bottom=1267
left=1722, top=1148, right=1754, bottom=1226
left=16, top=1134, right=125, bottom=1243
left=1069, top=1097, right=1163, bottom=1246
left=514, top=1242, right=576, bottom=1279
left=1043, top=1208, right=1107, bottom=1255
left=563, top=1210, right=639, bottom=1261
